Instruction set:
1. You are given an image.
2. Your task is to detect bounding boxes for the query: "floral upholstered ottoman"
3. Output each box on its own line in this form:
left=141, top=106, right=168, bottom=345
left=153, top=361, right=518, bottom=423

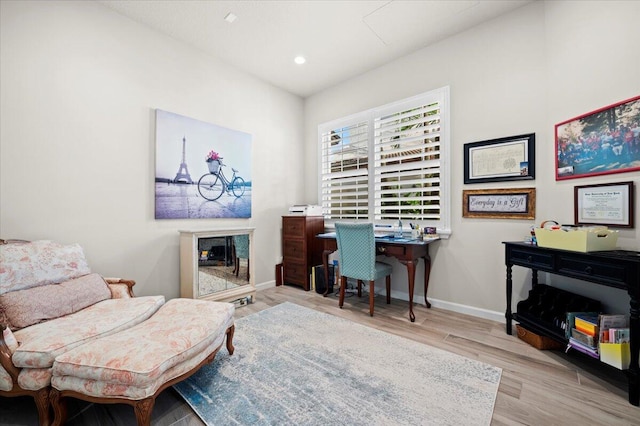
left=49, top=298, right=235, bottom=426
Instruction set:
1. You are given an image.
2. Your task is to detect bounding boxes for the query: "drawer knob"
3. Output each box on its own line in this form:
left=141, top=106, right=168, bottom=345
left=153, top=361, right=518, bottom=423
left=585, top=266, right=593, bottom=275
left=527, top=256, right=533, bottom=262
left=378, top=246, right=386, bottom=253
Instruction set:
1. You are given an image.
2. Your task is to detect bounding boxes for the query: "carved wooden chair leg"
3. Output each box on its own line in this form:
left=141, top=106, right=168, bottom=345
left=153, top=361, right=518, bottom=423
left=34, top=387, right=52, bottom=426
left=50, top=388, right=67, bottom=426
left=226, top=324, right=235, bottom=355
left=133, top=398, right=155, bottom=426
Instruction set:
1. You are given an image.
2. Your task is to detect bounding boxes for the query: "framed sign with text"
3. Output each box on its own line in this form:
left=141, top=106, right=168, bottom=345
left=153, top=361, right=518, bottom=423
left=574, top=181, right=634, bottom=228
left=462, top=188, right=536, bottom=220
left=463, top=133, right=535, bottom=184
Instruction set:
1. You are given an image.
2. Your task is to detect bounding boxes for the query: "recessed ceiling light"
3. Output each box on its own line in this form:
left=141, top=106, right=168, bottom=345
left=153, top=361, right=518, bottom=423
left=294, top=56, right=306, bottom=65
left=224, top=12, right=237, bottom=23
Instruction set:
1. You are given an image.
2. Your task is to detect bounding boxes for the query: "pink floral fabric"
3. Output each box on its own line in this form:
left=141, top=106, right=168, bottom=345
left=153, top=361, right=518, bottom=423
left=1, top=317, right=20, bottom=391
left=0, top=273, right=111, bottom=330
left=52, top=340, right=222, bottom=399
left=0, top=240, right=91, bottom=295
left=0, top=367, right=12, bottom=391
left=52, top=299, right=234, bottom=399
left=0, top=366, right=52, bottom=392
left=17, top=367, right=52, bottom=391
left=3, top=327, right=18, bottom=353
left=12, top=296, right=165, bottom=369
left=107, top=283, right=131, bottom=299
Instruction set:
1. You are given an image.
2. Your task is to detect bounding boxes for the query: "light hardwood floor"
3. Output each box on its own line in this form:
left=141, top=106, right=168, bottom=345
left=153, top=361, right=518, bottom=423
left=1, top=285, right=638, bottom=425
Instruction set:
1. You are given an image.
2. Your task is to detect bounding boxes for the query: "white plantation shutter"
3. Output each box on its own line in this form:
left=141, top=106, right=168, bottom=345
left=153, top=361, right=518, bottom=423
left=319, top=87, right=450, bottom=235
left=373, top=96, right=442, bottom=222
left=320, top=118, right=370, bottom=220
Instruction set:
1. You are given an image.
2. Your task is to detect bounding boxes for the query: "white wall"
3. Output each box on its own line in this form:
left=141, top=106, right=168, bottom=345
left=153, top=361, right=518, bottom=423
left=0, top=1, right=304, bottom=297
left=304, top=1, right=640, bottom=319
left=2, top=1, right=638, bottom=320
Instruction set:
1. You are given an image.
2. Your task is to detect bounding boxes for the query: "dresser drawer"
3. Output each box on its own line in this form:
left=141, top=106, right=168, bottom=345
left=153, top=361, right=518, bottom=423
left=509, top=247, right=554, bottom=271
left=283, top=217, right=306, bottom=239
left=283, top=239, right=305, bottom=261
left=557, top=256, right=627, bottom=288
left=283, top=261, right=306, bottom=284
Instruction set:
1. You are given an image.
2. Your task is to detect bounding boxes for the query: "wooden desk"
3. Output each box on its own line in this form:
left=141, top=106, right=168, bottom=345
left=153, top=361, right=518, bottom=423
left=504, top=241, right=640, bottom=406
left=317, top=233, right=439, bottom=322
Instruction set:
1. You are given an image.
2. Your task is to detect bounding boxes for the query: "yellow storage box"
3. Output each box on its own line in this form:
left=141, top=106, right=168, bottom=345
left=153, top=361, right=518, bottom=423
left=534, top=227, right=618, bottom=252
left=599, top=342, right=630, bottom=370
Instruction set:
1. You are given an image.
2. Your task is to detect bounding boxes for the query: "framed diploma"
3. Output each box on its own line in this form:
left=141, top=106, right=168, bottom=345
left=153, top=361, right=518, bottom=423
left=574, top=181, right=634, bottom=228
left=463, top=133, right=535, bottom=184
left=462, top=188, right=536, bottom=219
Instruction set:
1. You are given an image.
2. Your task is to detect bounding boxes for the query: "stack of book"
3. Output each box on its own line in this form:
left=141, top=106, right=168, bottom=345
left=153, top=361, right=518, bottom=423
left=565, top=312, right=631, bottom=369
left=567, top=313, right=599, bottom=359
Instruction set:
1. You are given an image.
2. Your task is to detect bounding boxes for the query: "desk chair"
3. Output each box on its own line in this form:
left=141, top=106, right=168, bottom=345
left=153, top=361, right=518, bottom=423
left=335, top=222, right=392, bottom=316
left=232, top=234, right=250, bottom=281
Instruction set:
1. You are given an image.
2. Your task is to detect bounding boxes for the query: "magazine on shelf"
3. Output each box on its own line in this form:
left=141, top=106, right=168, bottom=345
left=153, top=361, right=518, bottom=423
left=566, top=338, right=599, bottom=359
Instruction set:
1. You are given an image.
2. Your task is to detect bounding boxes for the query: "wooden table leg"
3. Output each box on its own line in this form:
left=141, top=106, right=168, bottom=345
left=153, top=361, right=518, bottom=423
left=400, top=259, right=417, bottom=322
left=423, top=254, right=432, bottom=309
left=506, top=263, right=513, bottom=335
left=628, top=292, right=639, bottom=405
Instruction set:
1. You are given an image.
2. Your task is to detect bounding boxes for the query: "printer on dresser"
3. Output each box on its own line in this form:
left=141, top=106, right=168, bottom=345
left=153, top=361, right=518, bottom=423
left=281, top=215, right=324, bottom=291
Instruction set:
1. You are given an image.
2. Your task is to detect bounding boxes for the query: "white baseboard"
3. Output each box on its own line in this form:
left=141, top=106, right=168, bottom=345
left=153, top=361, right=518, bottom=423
left=256, top=280, right=276, bottom=291
left=255, top=280, right=505, bottom=324
left=427, top=298, right=505, bottom=323
left=389, top=289, right=504, bottom=323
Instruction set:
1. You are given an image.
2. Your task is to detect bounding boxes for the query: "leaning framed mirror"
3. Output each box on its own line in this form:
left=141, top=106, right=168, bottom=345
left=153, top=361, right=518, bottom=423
left=179, top=227, right=255, bottom=304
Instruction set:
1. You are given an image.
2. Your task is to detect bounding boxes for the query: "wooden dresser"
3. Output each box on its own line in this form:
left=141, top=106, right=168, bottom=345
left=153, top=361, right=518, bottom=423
left=282, top=215, right=324, bottom=291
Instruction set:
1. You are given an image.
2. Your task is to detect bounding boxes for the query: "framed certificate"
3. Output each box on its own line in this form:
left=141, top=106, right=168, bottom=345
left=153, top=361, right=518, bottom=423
left=574, top=181, right=634, bottom=228
left=463, top=133, right=535, bottom=184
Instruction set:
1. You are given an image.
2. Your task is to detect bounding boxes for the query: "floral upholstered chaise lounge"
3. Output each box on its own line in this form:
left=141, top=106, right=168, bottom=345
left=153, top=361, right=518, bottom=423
left=0, top=240, right=235, bottom=426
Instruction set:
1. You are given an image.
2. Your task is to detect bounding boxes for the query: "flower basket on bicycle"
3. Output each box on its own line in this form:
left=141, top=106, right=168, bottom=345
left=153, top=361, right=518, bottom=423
left=207, top=159, right=220, bottom=174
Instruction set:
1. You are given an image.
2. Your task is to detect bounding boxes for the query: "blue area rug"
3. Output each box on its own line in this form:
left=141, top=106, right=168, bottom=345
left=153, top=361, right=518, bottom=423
left=174, top=302, right=501, bottom=425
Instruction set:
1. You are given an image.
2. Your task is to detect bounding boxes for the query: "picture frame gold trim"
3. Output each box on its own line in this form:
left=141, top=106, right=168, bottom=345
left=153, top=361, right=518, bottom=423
left=574, top=181, right=634, bottom=228
left=463, top=188, right=536, bottom=219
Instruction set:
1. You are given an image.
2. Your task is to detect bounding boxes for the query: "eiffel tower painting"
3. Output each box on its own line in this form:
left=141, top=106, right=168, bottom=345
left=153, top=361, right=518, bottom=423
left=174, top=136, right=193, bottom=183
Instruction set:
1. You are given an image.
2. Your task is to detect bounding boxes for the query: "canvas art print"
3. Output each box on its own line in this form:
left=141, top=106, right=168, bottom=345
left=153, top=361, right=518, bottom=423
left=155, top=109, right=252, bottom=219
left=555, top=96, right=640, bottom=180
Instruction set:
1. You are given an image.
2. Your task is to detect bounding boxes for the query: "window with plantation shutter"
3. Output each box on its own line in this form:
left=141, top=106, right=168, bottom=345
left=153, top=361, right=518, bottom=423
left=319, top=118, right=370, bottom=220
left=319, top=87, right=450, bottom=237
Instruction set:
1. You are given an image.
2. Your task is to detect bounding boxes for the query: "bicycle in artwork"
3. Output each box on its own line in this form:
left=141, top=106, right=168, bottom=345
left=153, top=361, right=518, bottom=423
left=197, top=157, right=246, bottom=201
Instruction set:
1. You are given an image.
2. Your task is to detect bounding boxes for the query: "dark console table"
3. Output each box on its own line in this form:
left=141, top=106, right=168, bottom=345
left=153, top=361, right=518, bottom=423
left=503, top=241, right=640, bottom=406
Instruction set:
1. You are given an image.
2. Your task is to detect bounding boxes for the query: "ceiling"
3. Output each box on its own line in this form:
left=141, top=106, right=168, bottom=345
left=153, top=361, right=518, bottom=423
left=98, top=0, right=533, bottom=98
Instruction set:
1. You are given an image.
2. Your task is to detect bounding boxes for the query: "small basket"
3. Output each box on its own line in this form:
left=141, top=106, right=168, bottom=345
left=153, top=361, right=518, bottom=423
left=516, top=324, right=565, bottom=350
left=534, top=227, right=618, bottom=252
left=207, top=160, right=220, bottom=174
